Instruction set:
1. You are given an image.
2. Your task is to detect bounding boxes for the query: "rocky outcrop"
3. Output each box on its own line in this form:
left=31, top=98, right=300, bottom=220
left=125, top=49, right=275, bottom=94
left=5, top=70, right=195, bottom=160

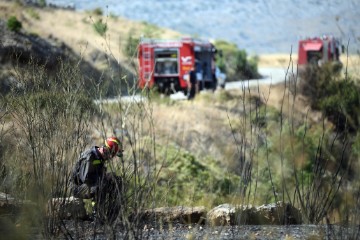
left=8, top=193, right=301, bottom=226
left=48, top=200, right=302, bottom=226
left=0, top=19, right=103, bottom=95
left=1, top=20, right=82, bottom=70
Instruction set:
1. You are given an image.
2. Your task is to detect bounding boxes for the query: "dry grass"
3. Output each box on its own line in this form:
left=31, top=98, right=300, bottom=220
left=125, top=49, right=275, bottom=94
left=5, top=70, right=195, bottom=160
left=340, top=54, right=360, bottom=80
left=151, top=97, right=234, bottom=159
left=257, top=54, right=294, bottom=68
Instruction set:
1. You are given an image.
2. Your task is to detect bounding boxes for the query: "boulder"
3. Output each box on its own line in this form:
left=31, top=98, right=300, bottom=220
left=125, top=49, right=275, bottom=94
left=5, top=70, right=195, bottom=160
left=206, top=204, right=236, bottom=226
left=47, top=197, right=87, bottom=220
left=141, top=206, right=206, bottom=224
left=0, top=192, right=35, bottom=219
left=255, top=201, right=302, bottom=225
left=207, top=201, right=302, bottom=226
left=0, top=192, right=19, bottom=216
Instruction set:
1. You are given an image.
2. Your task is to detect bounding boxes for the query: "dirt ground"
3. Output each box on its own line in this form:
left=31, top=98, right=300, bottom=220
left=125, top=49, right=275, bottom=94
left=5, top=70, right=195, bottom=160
left=57, top=220, right=348, bottom=240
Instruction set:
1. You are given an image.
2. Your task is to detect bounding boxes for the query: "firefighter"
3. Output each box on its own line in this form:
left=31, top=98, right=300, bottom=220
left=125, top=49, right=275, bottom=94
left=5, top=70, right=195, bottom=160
left=187, top=65, right=197, bottom=100
left=211, top=56, right=218, bottom=90
left=71, top=136, right=123, bottom=200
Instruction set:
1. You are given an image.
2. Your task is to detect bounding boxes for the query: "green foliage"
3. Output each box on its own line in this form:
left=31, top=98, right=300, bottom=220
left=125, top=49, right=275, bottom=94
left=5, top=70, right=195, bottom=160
left=213, top=39, right=260, bottom=81
left=109, top=12, right=117, bottom=19
left=294, top=124, right=319, bottom=160
left=352, top=132, right=360, bottom=157
left=38, top=0, right=46, bottom=8
left=93, top=19, right=107, bottom=36
left=123, top=32, right=140, bottom=60
left=197, top=89, right=236, bottom=104
left=249, top=102, right=281, bottom=130
left=92, top=7, right=103, bottom=16
left=123, top=23, right=161, bottom=62
left=214, top=89, right=236, bottom=102
left=235, top=50, right=259, bottom=80
left=154, top=144, right=240, bottom=207
left=22, top=91, right=97, bottom=119
left=319, top=79, right=360, bottom=131
left=25, top=8, right=40, bottom=20
left=301, top=63, right=360, bottom=132
left=214, top=40, right=238, bottom=52
left=7, top=16, right=22, bottom=32
left=247, top=55, right=260, bottom=78
left=235, top=50, right=247, bottom=74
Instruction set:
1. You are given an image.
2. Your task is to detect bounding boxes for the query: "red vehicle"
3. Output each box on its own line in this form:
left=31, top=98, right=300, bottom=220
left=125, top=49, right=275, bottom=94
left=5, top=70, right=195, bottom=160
left=137, top=37, right=217, bottom=94
left=298, top=35, right=343, bottom=70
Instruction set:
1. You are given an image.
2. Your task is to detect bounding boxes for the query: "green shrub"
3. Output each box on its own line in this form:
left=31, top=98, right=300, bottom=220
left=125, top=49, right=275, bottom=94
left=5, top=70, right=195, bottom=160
left=153, top=144, right=241, bottom=207
left=123, top=24, right=159, bottom=61
left=319, top=78, right=360, bottom=132
left=300, top=63, right=360, bottom=132
left=38, top=0, right=46, bottom=8
left=123, top=33, right=140, bottom=59
left=92, top=7, right=103, bottom=16
left=7, top=16, right=22, bottom=32
left=93, top=19, right=107, bottom=36
left=25, top=8, right=40, bottom=20
left=213, top=40, right=260, bottom=81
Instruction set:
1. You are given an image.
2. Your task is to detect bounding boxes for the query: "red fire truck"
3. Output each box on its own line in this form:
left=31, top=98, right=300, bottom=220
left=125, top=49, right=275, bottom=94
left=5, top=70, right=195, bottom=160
left=298, top=35, right=343, bottom=69
left=137, top=37, right=217, bottom=94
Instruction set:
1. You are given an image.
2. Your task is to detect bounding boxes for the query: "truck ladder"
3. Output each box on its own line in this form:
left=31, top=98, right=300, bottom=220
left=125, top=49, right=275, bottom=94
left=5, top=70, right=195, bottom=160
left=142, top=44, right=152, bottom=83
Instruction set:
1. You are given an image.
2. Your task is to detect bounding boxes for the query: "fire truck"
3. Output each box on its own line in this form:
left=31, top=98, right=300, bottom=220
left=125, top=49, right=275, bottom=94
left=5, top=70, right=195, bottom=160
left=297, top=35, right=344, bottom=70
left=137, top=37, right=217, bottom=94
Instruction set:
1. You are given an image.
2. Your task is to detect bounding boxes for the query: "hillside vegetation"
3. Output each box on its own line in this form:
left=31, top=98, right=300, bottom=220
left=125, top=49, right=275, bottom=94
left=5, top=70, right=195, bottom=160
left=0, top=1, right=360, bottom=239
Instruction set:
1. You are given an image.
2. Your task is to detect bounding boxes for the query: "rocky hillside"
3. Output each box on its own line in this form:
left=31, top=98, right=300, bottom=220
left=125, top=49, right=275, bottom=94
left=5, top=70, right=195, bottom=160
left=0, top=1, right=182, bottom=96
left=0, top=19, right=105, bottom=94
left=0, top=1, right=182, bottom=67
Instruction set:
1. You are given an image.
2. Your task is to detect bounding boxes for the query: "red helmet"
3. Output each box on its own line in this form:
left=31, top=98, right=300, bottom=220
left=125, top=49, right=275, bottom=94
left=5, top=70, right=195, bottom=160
left=105, top=136, right=122, bottom=157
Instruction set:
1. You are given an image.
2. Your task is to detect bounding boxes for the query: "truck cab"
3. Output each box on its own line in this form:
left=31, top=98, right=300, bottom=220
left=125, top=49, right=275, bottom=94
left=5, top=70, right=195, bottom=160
left=298, top=35, right=343, bottom=71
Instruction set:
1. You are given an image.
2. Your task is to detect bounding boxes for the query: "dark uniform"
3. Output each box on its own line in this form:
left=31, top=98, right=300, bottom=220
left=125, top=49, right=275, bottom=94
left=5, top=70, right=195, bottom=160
left=72, top=146, right=106, bottom=199
left=187, top=69, right=197, bottom=100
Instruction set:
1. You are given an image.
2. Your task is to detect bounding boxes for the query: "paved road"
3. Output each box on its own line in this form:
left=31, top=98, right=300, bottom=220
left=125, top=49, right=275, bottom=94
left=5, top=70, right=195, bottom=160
left=169, top=67, right=290, bottom=100
left=225, top=67, right=289, bottom=90
left=94, top=68, right=290, bottom=103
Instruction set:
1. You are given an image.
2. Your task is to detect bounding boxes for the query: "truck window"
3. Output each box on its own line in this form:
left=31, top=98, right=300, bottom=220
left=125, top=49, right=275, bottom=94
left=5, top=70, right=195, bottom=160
left=307, top=50, right=322, bottom=65
left=154, top=50, right=178, bottom=75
